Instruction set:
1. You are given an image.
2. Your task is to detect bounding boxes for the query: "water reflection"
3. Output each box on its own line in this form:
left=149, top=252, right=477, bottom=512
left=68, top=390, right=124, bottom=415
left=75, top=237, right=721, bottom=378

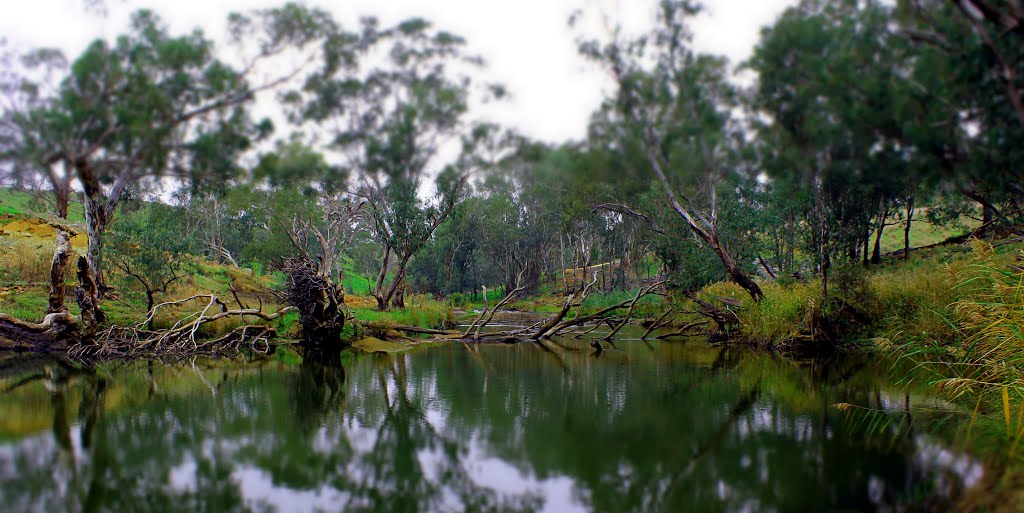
left=0, top=338, right=978, bottom=512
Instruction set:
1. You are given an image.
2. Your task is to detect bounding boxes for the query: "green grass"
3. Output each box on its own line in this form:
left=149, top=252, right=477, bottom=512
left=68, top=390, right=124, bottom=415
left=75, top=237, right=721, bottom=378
left=577, top=288, right=664, bottom=318
left=687, top=237, right=1024, bottom=491
left=350, top=294, right=454, bottom=330
left=697, top=245, right=972, bottom=349
left=0, top=188, right=86, bottom=222
left=342, top=272, right=374, bottom=296
left=0, top=285, right=143, bottom=326
left=0, top=290, right=49, bottom=322
left=877, top=208, right=980, bottom=254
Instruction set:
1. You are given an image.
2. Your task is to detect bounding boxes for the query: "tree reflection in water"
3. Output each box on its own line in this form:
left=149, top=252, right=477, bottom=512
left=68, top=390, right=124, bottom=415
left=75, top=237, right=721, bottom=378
left=0, top=338, right=981, bottom=513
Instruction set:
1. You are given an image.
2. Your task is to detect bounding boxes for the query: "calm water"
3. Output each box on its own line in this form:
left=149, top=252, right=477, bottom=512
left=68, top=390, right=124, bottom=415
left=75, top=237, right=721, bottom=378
left=0, top=335, right=981, bottom=513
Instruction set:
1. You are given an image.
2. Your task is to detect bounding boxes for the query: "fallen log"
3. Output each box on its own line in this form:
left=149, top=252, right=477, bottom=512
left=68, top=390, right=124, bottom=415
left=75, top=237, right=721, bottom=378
left=391, top=325, right=460, bottom=336
left=683, top=291, right=740, bottom=331
left=464, top=268, right=528, bottom=339
left=0, top=312, right=78, bottom=348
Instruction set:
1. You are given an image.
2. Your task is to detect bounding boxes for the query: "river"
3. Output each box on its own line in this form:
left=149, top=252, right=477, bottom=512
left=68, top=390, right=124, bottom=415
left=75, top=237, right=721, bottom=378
left=0, top=330, right=982, bottom=512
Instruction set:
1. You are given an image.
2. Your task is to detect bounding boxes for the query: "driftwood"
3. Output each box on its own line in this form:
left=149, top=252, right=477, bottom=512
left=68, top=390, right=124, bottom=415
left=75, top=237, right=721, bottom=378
left=463, top=268, right=528, bottom=340
left=655, top=320, right=710, bottom=339
left=69, top=294, right=294, bottom=359
left=682, top=291, right=740, bottom=331
left=463, top=273, right=665, bottom=343
left=641, top=307, right=677, bottom=339
left=604, top=281, right=665, bottom=339
left=390, top=325, right=457, bottom=336
left=538, top=280, right=665, bottom=339
left=531, top=272, right=602, bottom=339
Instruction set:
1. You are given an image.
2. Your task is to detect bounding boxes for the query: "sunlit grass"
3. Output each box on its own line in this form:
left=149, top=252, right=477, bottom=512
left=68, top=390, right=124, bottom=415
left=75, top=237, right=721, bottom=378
left=349, top=294, right=454, bottom=331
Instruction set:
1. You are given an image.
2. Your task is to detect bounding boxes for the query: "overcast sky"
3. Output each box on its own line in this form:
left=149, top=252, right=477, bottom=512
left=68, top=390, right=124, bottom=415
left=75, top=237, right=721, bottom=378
left=1, top=0, right=795, bottom=144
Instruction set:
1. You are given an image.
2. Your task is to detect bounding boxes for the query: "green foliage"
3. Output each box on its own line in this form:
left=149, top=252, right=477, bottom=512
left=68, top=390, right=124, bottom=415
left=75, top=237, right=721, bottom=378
left=108, top=202, right=196, bottom=310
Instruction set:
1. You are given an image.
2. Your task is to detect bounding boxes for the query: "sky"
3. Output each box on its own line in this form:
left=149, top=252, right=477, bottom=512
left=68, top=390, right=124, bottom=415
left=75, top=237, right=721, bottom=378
left=0, top=0, right=796, bottom=145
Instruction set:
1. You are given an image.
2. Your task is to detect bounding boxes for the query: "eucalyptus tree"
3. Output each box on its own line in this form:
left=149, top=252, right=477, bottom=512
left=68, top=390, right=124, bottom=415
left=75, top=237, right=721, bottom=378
left=288, top=19, right=501, bottom=310
left=577, top=0, right=764, bottom=301
left=895, top=0, right=1024, bottom=231
left=748, top=0, right=934, bottom=296
left=0, top=42, right=77, bottom=316
left=0, top=3, right=337, bottom=338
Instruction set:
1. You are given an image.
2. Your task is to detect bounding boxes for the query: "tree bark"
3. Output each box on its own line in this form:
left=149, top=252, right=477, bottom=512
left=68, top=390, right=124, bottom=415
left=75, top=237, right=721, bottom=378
left=79, top=168, right=110, bottom=300
left=904, top=196, right=915, bottom=261
left=390, top=275, right=406, bottom=309
left=871, top=204, right=887, bottom=265
left=47, top=227, right=72, bottom=315
left=871, top=223, right=885, bottom=264
left=373, top=245, right=392, bottom=311
left=862, top=227, right=870, bottom=268
left=374, top=251, right=412, bottom=311
left=74, top=256, right=104, bottom=336
left=145, top=290, right=156, bottom=331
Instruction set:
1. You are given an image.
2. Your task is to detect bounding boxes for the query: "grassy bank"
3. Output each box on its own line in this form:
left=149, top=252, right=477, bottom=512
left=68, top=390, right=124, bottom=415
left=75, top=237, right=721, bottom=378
left=674, top=238, right=1024, bottom=508
left=0, top=235, right=455, bottom=342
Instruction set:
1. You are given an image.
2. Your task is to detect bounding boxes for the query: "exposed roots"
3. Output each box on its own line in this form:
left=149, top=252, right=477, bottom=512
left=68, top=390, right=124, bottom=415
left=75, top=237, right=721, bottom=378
left=284, top=257, right=345, bottom=343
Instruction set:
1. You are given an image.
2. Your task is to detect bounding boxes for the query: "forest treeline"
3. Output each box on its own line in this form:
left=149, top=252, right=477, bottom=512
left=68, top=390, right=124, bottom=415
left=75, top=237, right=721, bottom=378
left=0, top=0, right=1021, bottom=348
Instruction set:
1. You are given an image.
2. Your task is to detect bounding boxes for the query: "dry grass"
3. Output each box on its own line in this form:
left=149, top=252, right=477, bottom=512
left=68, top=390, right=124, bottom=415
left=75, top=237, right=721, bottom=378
left=0, top=238, right=61, bottom=284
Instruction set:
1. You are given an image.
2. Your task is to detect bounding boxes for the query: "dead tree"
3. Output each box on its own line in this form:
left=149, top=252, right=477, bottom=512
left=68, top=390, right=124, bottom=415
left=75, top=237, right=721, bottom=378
left=588, top=11, right=765, bottom=302
left=1, top=256, right=110, bottom=348
left=538, top=279, right=665, bottom=339
left=73, top=294, right=294, bottom=359
left=463, top=267, right=528, bottom=340
left=283, top=198, right=364, bottom=344
left=284, top=258, right=346, bottom=343
left=682, top=291, right=741, bottom=332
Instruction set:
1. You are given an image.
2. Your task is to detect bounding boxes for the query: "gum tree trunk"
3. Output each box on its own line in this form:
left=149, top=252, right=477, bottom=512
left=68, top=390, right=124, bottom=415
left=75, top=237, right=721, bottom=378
left=903, top=196, right=915, bottom=261
left=47, top=228, right=72, bottom=315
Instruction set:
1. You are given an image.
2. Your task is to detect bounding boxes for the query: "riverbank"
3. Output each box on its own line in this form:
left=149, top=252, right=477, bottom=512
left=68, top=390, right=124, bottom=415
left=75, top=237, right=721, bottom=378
left=3, top=215, right=1024, bottom=509
left=671, top=237, right=1024, bottom=511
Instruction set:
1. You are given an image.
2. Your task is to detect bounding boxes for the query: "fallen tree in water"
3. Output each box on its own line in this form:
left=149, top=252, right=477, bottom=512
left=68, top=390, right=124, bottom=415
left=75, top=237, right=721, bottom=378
left=68, top=294, right=294, bottom=359
left=461, top=272, right=667, bottom=343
